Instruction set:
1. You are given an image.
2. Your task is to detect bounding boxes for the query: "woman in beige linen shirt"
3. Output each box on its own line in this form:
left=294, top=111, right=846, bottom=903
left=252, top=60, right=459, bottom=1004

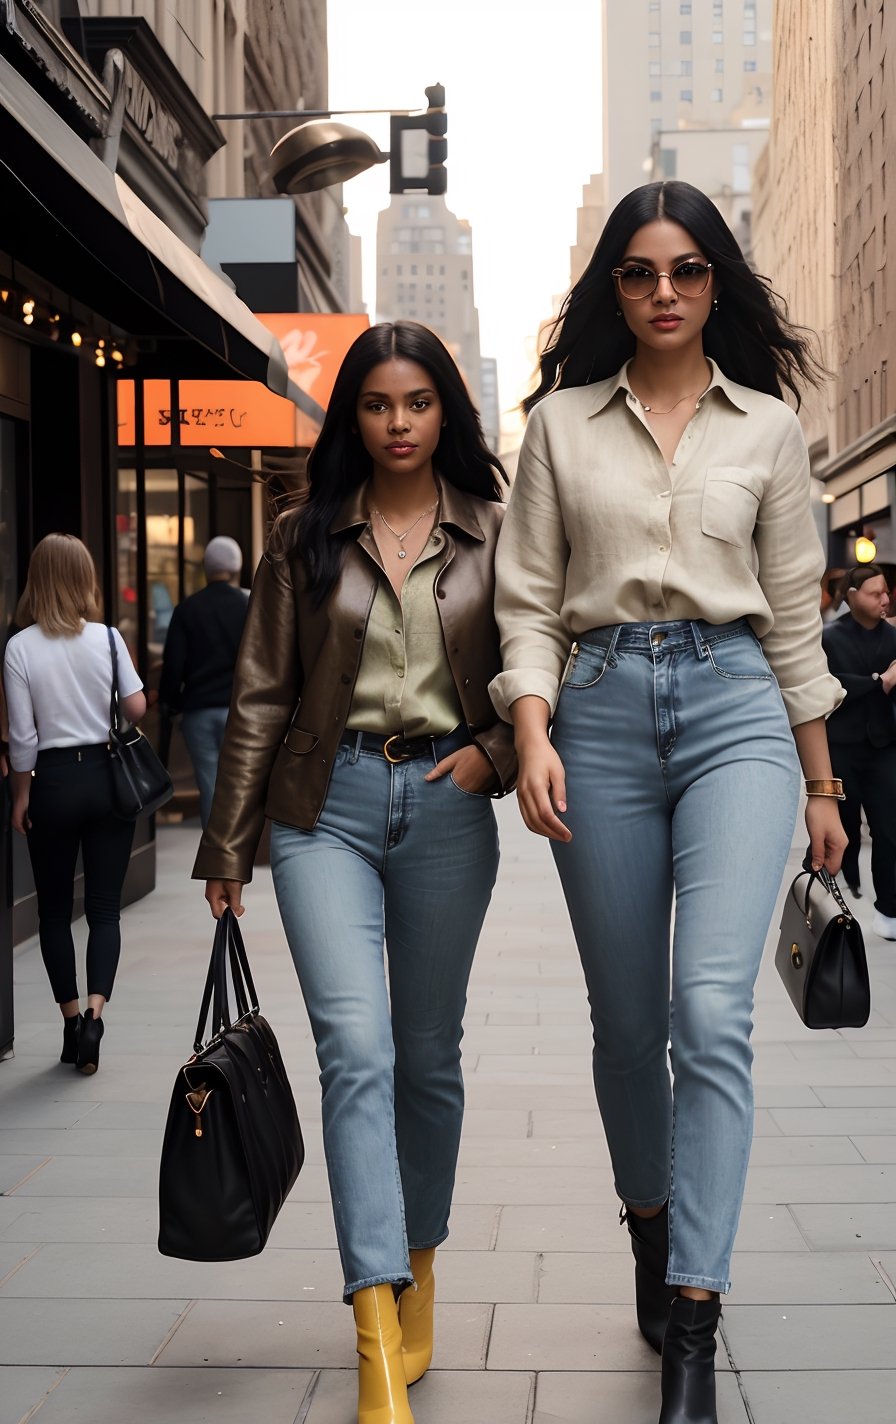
left=490, top=181, right=846, bottom=1424
left=198, top=322, right=512, bottom=1424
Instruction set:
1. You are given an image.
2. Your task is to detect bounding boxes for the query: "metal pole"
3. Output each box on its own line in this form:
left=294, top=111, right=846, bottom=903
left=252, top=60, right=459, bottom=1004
left=211, top=107, right=416, bottom=121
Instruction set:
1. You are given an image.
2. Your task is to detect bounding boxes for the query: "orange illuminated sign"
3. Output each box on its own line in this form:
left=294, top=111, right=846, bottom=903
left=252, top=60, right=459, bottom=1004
left=117, top=313, right=369, bottom=448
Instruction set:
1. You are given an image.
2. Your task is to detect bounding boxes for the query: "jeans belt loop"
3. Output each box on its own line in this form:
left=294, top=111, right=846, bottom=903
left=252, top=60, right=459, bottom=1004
left=607, top=624, right=623, bottom=660
left=349, top=730, right=363, bottom=764
left=690, top=621, right=709, bottom=659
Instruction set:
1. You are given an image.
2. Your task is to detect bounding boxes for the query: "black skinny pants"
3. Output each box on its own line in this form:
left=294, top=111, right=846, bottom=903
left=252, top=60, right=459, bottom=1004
left=26, top=745, right=135, bottom=1003
left=830, top=740, right=896, bottom=917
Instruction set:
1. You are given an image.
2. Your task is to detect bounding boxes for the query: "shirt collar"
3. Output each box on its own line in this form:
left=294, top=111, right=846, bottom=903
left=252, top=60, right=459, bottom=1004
left=586, top=357, right=751, bottom=417
left=330, top=476, right=486, bottom=541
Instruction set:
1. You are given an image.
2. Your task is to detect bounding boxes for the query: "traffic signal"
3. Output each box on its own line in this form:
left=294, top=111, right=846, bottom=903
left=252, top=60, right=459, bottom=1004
left=389, top=84, right=448, bottom=195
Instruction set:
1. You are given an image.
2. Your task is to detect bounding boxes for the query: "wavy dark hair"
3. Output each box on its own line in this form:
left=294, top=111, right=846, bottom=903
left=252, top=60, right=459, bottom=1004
left=277, top=321, right=506, bottom=602
left=524, top=180, right=825, bottom=414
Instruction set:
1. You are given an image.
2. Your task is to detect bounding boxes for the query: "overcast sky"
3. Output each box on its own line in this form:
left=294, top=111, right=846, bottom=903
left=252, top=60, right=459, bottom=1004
left=327, top=0, right=602, bottom=446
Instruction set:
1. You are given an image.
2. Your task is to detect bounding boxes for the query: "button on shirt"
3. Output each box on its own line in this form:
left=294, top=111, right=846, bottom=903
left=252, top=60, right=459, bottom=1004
left=489, top=359, right=844, bottom=727
left=346, top=528, right=464, bottom=737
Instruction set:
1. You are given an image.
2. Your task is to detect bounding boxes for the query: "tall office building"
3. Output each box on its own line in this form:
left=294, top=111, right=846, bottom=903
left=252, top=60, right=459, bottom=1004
left=376, top=194, right=489, bottom=417
left=573, top=0, right=772, bottom=281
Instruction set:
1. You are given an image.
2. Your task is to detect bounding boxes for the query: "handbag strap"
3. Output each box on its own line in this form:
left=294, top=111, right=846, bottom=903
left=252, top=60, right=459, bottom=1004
left=192, top=908, right=259, bottom=1055
left=106, top=626, right=123, bottom=739
left=794, top=867, right=854, bottom=923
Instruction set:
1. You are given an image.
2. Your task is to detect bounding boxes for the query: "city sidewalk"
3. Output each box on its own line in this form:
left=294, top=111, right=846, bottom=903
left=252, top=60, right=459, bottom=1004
left=1, top=800, right=895, bottom=1424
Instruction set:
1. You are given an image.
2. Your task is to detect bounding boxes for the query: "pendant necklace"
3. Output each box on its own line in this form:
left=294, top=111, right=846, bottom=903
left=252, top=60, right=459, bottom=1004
left=632, top=380, right=712, bottom=415
left=371, top=499, right=438, bottom=558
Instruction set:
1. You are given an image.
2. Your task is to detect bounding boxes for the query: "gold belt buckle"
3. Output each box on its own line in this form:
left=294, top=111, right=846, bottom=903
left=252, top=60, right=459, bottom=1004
left=383, top=735, right=411, bottom=764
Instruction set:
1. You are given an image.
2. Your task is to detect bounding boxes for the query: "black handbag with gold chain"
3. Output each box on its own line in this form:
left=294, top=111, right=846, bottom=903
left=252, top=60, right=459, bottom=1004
left=775, top=869, right=870, bottom=1029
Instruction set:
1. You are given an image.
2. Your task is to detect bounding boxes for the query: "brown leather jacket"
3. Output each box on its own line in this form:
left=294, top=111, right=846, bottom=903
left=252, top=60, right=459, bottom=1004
left=193, top=481, right=516, bottom=884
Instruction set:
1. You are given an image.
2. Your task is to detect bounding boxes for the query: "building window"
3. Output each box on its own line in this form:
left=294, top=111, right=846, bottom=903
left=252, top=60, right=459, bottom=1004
left=732, top=142, right=749, bottom=191
left=649, top=60, right=662, bottom=76
left=649, top=31, right=660, bottom=45
left=680, top=1, right=691, bottom=11
left=426, top=264, right=433, bottom=274
left=410, top=264, right=417, bottom=274
left=744, top=59, right=757, bottom=70
left=712, top=30, right=723, bottom=44
left=680, top=31, right=692, bottom=44
left=711, top=88, right=723, bottom=101
left=715, top=57, right=724, bottom=72
left=743, top=31, right=756, bottom=44
left=680, top=88, right=693, bottom=101
left=396, top=264, right=402, bottom=275
left=650, top=90, right=662, bottom=102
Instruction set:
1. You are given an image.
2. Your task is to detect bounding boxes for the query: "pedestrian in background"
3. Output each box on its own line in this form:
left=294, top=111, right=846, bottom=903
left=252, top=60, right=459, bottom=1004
left=822, top=563, right=896, bottom=938
left=158, top=535, right=248, bottom=828
left=196, top=322, right=514, bottom=1424
left=491, top=180, right=846, bottom=1424
left=3, top=534, right=145, bottom=1072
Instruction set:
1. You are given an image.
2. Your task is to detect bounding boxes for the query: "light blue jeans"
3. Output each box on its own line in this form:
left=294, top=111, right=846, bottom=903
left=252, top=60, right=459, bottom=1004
left=270, top=732, right=499, bottom=1300
left=550, top=619, right=801, bottom=1293
left=180, top=706, right=229, bottom=828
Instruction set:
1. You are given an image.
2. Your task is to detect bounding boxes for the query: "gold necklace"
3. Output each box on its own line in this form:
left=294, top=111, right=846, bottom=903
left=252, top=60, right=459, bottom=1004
left=632, top=381, right=711, bottom=415
left=370, top=500, right=438, bottom=558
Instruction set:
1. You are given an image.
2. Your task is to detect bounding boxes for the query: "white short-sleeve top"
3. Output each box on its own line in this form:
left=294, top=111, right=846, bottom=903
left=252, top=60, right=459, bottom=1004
left=4, top=622, right=143, bottom=772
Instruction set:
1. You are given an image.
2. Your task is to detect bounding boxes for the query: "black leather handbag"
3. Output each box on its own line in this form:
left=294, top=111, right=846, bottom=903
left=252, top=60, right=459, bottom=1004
left=107, top=628, right=173, bottom=819
left=775, top=869, right=871, bottom=1029
left=158, top=908, right=304, bottom=1261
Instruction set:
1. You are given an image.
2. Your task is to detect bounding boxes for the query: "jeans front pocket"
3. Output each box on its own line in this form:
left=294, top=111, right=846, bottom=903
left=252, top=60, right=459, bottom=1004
left=563, top=640, right=614, bottom=690
left=705, top=633, right=773, bottom=681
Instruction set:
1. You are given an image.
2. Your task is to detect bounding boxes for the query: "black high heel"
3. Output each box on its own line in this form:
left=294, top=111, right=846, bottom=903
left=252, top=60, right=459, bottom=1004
left=60, top=1013, right=82, bottom=1065
left=621, top=1202, right=678, bottom=1354
left=658, top=1294, right=721, bottom=1424
left=76, top=1009, right=104, bottom=1075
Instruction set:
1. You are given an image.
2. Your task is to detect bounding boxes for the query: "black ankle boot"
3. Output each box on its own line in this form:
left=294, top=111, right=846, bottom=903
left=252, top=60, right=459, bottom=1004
left=60, top=1013, right=82, bottom=1065
left=622, top=1203, right=678, bottom=1354
left=76, top=1009, right=104, bottom=1075
left=659, top=1294, right=721, bottom=1424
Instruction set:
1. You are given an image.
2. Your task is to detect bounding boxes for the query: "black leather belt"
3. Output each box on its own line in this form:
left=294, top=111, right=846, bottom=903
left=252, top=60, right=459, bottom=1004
left=340, top=724, right=471, bottom=765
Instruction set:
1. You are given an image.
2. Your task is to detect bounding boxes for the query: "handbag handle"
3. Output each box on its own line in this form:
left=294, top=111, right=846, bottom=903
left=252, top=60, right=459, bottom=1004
left=106, top=626, right=123, bottom=741
left=791, top=867, right=853, bottom=924
left=193, top=908, right=260, bottom=1055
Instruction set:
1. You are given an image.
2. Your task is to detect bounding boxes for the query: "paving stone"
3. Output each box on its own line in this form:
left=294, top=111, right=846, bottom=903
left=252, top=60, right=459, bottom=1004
left=452, top=1164, right=618, bottom=1206
left=0, top=1154, right=49, bottom=1194
left=157, top=1299, right=493, bottom=1370
left=304, top=1366, right=534, bottom=1423
left=0, top=1366, right=67, bottom=1424
left=746, top=1135, right=863, bottom=1166
left=738, top=1370, right=896, bottom=1424
left=722, top=1304, right=896, bottom=1370
left=769, top=1107, right=896, bottom=1135
left=788, top=1203, right=896, bottom=1251
left=852, top=1135, right=896, bottom=1162
left=0, top=1297, right=188, bottom=1365
left=536, top=1251, right=635, bottom=1304
left=726, top=1251, right=893, bottom=1304
left=742, top=1164, right=896, bottom=1203
left=533, top=1370, right=747, bottom=1423
left=26, top=1366, right=314, bottom=1424
left=812, top=1085, right=896, bottom=1106
left=0, top=1128, right=165, bottom=1158
left=457, top=1137, right=608, bottom=1168
left=0, top=1196, right=159, bottom=1245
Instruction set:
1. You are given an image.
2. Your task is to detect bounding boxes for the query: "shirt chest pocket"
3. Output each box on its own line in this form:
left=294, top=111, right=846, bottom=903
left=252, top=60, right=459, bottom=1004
left=700, top=466, right=764, bottom=547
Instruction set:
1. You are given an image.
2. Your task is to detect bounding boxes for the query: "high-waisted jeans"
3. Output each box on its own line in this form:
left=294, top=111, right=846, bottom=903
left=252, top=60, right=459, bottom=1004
left=550, top=618, right=801, bottom=1292
left=270, top=731, right=499, bottom=1300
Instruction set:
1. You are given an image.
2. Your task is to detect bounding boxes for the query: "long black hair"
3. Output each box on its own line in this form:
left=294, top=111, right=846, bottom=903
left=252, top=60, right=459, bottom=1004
left=277, top=321, right=506, bottom=602
left=524, top=180, right=824, bottom=414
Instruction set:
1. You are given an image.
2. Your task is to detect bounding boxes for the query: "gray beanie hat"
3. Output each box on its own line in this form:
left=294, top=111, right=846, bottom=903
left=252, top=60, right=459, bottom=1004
left=204, top=536, right=243, bottom=576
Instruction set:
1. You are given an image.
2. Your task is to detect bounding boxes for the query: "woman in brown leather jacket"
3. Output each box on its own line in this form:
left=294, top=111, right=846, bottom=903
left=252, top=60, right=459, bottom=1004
left=195, top=322, right=513, bottom=1424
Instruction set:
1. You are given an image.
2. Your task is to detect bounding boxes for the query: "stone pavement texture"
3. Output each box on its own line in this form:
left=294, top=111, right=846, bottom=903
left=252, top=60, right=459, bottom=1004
left=1, top=800, right=896, bottom=1424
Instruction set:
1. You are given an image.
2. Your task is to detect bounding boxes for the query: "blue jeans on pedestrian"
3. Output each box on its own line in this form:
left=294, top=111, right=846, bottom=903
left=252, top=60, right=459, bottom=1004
left=550, top=618, right=801, bottom=1293
left=269, top=730, right=499, bottom=1300
left=180, top=707, right=229, bottom=828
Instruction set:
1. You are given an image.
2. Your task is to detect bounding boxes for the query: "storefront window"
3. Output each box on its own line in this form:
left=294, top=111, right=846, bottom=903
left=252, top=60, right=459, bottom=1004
left=115, top=467, right=139, bottom=664
left=183, top=472, right=210, bottom=596
left=145, top=468, right=179, bottom=668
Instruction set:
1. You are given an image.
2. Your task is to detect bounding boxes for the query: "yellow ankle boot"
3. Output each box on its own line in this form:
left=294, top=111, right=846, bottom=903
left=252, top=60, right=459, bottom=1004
left=352, top=1284, right=414, bottom=1424
left=398, top=1248, right=436, bottom=1385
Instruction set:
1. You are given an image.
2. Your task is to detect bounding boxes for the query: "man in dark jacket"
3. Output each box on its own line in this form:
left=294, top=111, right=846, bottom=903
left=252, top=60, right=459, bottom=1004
left=159, top=537, right=249, bottom=828
left=822, top=564, right=896, bottom=939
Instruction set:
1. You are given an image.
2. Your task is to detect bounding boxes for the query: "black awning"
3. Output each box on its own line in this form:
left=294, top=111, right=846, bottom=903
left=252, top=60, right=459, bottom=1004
left=0, top=51, right=291, bottom=395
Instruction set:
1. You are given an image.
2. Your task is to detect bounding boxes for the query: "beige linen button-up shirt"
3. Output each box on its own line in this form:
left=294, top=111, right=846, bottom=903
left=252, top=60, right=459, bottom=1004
left=490, top=360, right=844, bottom=728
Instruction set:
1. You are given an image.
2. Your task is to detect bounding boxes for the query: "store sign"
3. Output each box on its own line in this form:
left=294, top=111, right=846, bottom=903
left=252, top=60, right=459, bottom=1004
left=117, top=313, right=369, bottom=447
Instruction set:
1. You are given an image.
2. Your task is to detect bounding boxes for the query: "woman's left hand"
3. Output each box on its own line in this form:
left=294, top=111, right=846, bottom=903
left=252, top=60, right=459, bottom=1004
left=425, top=743, right=497, bottom=795
left=11, top=797, right=31, bottom=835
left=805, top=795, right=848, bottom=876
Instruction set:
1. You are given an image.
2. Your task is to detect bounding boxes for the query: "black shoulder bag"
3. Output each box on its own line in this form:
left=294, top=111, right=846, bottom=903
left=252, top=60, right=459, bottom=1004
left=775, top=868, right=871, bottom=1029
left=158, top=908, right=304, bottom=1260
left=107, top=627, right=173, bottom=819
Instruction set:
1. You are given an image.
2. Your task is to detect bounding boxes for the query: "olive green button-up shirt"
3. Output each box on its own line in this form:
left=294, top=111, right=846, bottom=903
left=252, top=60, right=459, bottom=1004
left=346, top=528, right=464, bottom=737
left=490, top=360, right=844, bottom=728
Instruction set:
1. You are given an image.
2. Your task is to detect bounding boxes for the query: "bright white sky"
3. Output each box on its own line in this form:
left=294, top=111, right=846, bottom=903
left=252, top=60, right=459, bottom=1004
left=327, top=0, right=602, bottom=448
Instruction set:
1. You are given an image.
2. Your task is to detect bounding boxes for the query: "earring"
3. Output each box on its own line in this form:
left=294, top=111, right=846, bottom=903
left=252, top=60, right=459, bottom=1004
left=616, top=308, right=622, bottom=317
left=712, top=297, right=719, bottom=312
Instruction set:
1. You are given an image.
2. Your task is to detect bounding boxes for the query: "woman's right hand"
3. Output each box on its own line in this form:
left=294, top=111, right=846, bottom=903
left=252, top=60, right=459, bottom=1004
left=205, top=879, right=245, bottom=919
left=516, top=736, right=572, bottom=842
